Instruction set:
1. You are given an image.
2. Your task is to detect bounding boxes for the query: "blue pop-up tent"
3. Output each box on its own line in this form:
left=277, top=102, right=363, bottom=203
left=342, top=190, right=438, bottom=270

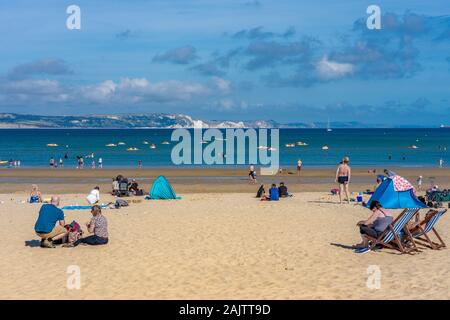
left=366, top=177, right=427, bottom=209
left=148, top=176, right=181, bottom=200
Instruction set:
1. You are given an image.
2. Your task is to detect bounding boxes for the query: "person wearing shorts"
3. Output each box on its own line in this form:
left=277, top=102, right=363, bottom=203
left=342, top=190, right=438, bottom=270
left=34, top=196, right=68, bottom=248
left=335, top=157, right=351, bottom=204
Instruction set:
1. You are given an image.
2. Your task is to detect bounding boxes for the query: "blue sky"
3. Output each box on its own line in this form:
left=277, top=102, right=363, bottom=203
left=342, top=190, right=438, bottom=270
left=0, top=0, right=449, bottom=126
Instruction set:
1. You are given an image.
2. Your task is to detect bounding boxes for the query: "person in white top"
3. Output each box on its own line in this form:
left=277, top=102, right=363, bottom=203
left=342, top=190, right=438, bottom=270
left=86, top=186, right=100, bottom=205
left=98, top=157, right=103, bottom=169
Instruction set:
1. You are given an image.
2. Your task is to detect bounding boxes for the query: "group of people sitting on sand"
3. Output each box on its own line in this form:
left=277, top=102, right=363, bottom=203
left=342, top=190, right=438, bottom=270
left=34, top=196, right=109, bottom=248
left=256, top=182, right=292, bottom=201
left=111, top=175, right=144, bottom=196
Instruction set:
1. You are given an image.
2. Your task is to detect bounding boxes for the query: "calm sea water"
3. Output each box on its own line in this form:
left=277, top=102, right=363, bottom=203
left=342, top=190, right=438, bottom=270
left=0, top=128, right=448, bottom=168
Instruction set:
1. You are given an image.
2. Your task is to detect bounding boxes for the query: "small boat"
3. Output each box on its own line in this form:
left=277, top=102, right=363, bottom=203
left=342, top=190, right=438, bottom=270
left=143, top=141, right=149, bottom=145
left=285, top=143, right=295, bottom=148
left=118, top=142, right=126, bottom=145
left=296, top=141, right=308, bottom=146
left=47, top=143, right=58, bottom=147
left=127, top=147, right=139, bottom=151
left=0, top=161, right=8, bottom=165
left=268, top=147, right=277, bottom=151
left=258, top=146, right=269, bottom=150
left=161, top=141, right=170, bottom=145
left=322, top=145, right=329, bottom=150
left=106, top=143, right=117, bottom=147
left=150, top=144, right=156, bottom=149
left=408, top=145, right=419, bottom=149
left=200, top=140, right=208, bottom=144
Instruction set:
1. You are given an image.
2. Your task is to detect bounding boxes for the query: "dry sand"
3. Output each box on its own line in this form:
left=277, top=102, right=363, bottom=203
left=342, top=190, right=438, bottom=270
left=0, top=191, right=448, bottom=300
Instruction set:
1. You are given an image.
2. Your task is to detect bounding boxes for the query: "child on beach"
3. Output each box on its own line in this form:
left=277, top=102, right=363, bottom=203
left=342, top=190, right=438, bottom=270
left=72, top=205, right=109, bottom=246
left=297, top=159, right=302, bottom=176
left=249, top=164, right=257, bottom=183
left=29, top=184, right=42, bottom=203
left=417, top=176, right=423, bottom=191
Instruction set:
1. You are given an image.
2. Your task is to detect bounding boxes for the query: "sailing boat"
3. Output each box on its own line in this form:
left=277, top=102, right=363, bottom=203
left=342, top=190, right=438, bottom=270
left=326, top=118, right=332, bottom=132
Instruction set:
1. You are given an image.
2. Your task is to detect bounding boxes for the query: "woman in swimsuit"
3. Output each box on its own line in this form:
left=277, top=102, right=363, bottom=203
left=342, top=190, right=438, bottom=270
left=335, top=156, right=351, bottom=204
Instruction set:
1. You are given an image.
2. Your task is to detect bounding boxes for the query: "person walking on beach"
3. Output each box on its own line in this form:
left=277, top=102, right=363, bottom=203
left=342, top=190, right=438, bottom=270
left=98, top=157, right=103, bottom=169
left=417, top=176, right=423, bottom=191
left=138, top=160, right=142, bottom=169
left=49, top=157, right=55, bottom=168
left=34, top=196, right=68, bottom=248
left=249, top=164, right=257, bottom=183
left=59, top=158, right=63, bottom=167
left=91, top=159, right=95, bottom=169
left=297, top=159, right=302, bottom=176
left=439, top=158, right=444, bottom=168
left=335, top=157, right=351, bottom=204
left=72, top=205, right=108, bottom=246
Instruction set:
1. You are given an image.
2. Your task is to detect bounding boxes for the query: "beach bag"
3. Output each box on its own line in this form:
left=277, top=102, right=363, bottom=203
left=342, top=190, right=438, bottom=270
left=65, top=220, right=83, bottom=243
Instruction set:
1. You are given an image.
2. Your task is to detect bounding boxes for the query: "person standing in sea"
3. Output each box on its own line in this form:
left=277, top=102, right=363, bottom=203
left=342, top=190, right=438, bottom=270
left=335, top=157, right=351, bottom=204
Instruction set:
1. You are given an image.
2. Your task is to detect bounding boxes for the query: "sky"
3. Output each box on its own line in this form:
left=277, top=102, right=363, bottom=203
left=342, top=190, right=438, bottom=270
left=0, top=0, right=449, bottom=126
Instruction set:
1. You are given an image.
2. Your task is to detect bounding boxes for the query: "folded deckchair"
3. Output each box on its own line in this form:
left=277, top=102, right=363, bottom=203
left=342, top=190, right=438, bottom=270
left=366, top=208, right=420, bottom=254
left=411, top=209, right=446, bottom=250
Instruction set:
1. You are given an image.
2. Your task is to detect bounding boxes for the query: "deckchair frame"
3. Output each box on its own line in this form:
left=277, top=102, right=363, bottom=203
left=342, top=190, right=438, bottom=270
left=365, top=208, right=420, bottom=254
left=411, top=209, right=447, bottom=250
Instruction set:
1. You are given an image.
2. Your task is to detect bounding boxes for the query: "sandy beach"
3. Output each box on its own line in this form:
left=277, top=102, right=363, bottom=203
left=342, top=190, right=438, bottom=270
left=0, top=188, right=449, bottom=299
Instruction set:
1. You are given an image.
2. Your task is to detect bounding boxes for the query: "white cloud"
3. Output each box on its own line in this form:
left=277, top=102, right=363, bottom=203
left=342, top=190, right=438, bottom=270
left=315, top=56, right=354, bottom=80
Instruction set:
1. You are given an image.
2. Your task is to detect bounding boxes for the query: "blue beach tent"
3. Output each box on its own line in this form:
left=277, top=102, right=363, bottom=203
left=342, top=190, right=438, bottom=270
left=366, top=177, right=427, bottom=209
left=149, top=176, right=181, bottom=200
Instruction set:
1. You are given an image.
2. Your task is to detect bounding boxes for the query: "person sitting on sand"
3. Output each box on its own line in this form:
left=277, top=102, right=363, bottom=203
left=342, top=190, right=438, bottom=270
left=256, top=185, right=270, bottom=201
left=72, top=205, right=108, bottom=246
left=354, top=201, right=393, bottom=250
left=335, top=157, right=351, bottom=204
left=278, top=182, right=291, bottom=198
left=112, top=178, right=119, bottom=196
left=128, top=179, right=139, bottom=194
left=34, top=196, right=69, bottom=248
left=29, top=184, right=42, bottom=203
left=86, top=186, right=100, bottom=205
left=269, top=183, right=279, bottom=201
left=256, top=184, right=265, bottom=198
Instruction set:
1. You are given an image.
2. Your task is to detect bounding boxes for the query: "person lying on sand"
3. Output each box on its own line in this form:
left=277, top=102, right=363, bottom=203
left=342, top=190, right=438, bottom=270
left=353, top=201, right=394, bottom=249
left=34, top=196, right=69, bottom=248
left=70, top=205, right=109, bottom=247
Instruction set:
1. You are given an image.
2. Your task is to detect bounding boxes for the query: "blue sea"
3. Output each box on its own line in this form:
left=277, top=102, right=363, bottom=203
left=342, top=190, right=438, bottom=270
left=0, top=128, right=448, bottom=168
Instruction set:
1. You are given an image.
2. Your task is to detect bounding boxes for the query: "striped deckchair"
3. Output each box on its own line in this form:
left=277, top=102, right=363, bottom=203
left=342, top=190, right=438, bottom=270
left=366, top=208, right=420, bottom=254
left=411, top=209, right=446, bottom=250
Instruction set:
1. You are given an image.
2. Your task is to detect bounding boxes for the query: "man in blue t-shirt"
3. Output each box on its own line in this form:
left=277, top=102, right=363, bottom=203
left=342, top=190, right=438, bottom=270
left=269, top=184, right=279, bottom=201
left=34, top=196, right=68, bottom=248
